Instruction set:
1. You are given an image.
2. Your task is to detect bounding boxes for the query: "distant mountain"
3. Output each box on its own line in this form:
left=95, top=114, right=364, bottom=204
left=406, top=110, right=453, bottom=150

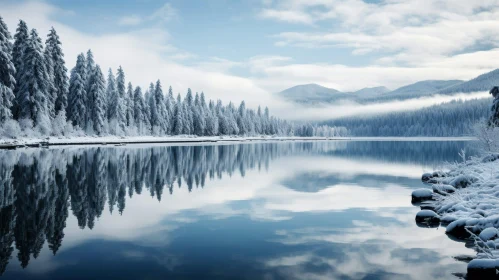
left=277, top=68, right=498, bottom=105
left=277, top=83, right=350, bottom=104
left=382, top=80, right=463, bottom=99
left=438, top=69, right=499, bottom=94
left=351, top=86, right=390, bottom=96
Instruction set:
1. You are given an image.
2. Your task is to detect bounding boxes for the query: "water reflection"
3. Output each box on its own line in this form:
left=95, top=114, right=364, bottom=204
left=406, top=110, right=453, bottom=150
left=0, top=141, right=477, bottom=279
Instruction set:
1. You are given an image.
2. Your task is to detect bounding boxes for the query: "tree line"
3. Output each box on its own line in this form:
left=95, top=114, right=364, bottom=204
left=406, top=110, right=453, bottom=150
left=325, top=98, right=490, bottom=137
left=0, top=17, right=340, bottom=138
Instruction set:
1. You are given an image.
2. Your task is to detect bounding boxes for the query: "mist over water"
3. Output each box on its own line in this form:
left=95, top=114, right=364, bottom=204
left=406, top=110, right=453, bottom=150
left=0, top=141, right=479, bottom=279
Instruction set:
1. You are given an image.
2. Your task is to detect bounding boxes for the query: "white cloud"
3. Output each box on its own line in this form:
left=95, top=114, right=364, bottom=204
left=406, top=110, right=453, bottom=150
left=264, top=0, right=499, bottom=66
left=118, top=2, right=178, bottom=27
left=259, top=9, right=314, bottom=25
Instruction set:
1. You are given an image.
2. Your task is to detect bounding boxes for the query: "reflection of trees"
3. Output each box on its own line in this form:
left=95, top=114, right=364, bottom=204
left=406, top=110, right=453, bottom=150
left=0, top=143, right=298, bottom=273
left=0, top=140, right=470, bottom=273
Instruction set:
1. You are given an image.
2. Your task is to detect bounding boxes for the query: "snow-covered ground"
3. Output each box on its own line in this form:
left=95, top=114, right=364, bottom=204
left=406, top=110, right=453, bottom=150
left=0, top=135, right=476, bottom=149
left=412, top=154, right=499, bottom=276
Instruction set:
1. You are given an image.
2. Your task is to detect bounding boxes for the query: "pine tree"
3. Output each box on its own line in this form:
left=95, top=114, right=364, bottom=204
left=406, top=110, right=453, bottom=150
left=87, top=65, right=106, bottom=134
left=173, top=94, right=184, bottom=135
left=114, top=66, right=126, bottom=133
left=106, top=68, right=117, bottom=120
left=154, top=80, right=168, bottom=134
left=0, top=16, right=15, bottom=123
left=43, top=34, right=56, bottom=120
left=126, top=82, right=134, bottom=127
left=18, top=29, right=51, bottom=132
left=133, top=86, right=147, bottom=134
left=67, top=53, right=87, bottom=128
left=237, top=101, right=247, bottom=136
left=12, top=20, right=29, bottom=119
left=44, top=28, right=68, bottom=116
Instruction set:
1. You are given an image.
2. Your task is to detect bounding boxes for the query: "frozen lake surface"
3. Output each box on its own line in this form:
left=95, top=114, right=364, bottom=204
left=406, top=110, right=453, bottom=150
left=0, top=140, right=479, bottom=279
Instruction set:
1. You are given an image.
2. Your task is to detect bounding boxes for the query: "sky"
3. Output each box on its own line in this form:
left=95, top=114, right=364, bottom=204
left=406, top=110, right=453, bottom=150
left=1, top=0, right=498, bottom=119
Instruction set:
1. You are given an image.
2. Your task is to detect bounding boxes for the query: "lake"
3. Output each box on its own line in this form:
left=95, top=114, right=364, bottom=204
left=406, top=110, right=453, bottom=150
left=0, top=140, right=479, bottom=279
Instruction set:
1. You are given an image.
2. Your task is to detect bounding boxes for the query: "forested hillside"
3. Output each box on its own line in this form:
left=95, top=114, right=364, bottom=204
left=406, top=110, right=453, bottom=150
left=326, top=98, right=490, bottom=136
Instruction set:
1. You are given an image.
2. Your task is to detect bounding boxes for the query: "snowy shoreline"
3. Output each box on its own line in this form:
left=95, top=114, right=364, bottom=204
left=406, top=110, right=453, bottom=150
left=0, top=136, right=476, bottom=149
left=412, top=154, right=499, bottom=278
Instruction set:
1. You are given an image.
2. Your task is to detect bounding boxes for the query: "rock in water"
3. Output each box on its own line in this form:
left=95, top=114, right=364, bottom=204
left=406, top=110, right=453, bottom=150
left=415, top=210, right=440, bottom=224
left=411, top=189, right=433, bottom=203
left=467, top=259, right=499, bottom=279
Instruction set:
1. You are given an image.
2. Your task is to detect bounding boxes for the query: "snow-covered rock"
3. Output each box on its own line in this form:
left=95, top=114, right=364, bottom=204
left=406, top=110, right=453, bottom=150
left=467, top=259, right=499, bottom=279
left=415, top=210, right=440, bottom=224
left=479, top=227, right=499, bottom=241
left=411, top=188, right=434, bottom=203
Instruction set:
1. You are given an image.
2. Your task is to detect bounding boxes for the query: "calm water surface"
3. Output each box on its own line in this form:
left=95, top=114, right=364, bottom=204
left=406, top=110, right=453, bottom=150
left=0, top=140, right=479, bottom=279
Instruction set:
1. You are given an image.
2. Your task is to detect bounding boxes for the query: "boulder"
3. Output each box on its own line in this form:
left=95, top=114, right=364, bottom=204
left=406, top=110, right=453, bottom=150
left=415, top=210, right=440, bottom=225
left=467, top=259, right=499, bottom=279
left=411, top=189, right=434, bottom=203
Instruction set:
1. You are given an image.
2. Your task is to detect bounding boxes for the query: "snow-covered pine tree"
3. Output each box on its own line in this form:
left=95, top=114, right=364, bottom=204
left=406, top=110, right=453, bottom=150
left=126, top=82, right=134, bottom=128
left=147, top=83, right=158, bottom=134
left=85, top=50, right=95, bottom=127
left=0, top=16, right=15, bottom=123
left=165, top=85, right=174, bottom=134
left=43, top=33, right=56, bottom=120
left=87, top=65, right=106, bottom=135
left=237, top=101, right=247, bottom=136
left=44, top=28, right=68, bottom=116
left=67, top=53, right=87, bottom=129
left=154, top=80, right=168, bottom=134
left=114, top=66, right=127, bottom=133
left=11, top=20, right=29, bottom=119
left=106, top=68, right=117, bottom=120
left=132, top=86, right=143, bottom=132
left=18, top=29, right=52, bottom=133
left=173, top=94, right=184, bottom=135
left=184, top=88, right=194, bottom=134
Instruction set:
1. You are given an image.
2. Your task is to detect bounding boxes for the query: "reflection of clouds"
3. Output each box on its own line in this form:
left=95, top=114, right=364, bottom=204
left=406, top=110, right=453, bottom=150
left=265, top=208, right=473, bottom=280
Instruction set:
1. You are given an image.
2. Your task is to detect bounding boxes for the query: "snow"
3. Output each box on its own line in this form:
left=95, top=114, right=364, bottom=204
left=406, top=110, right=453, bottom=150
left=414, top=153, right=499, bottom=267
left=479, top=228, right=499, bottom=241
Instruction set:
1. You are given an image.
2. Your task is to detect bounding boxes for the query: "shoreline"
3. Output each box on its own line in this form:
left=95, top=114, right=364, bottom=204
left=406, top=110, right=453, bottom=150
left=0, top=136, right=477, bottom=149
left=412, top=153, right=499, bottom=278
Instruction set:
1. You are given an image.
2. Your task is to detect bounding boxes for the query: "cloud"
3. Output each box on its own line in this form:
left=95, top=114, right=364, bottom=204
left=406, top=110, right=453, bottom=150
left=263, top=0, right=499, bottom=66
left=259, top=9, right=314, bottom=25
left=273, top=92, right=490, bottom=121
left=118, top=2, right=178, bottom=27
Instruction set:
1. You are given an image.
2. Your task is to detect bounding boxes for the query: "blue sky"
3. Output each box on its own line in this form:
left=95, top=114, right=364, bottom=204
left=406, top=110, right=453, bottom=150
left=2, top=0, right=499, bottom=119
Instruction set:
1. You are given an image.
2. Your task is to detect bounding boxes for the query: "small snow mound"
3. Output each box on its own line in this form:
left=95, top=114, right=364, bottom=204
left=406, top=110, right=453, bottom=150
left=482, top=153, right=499, bottom=163
left=450, top=174, right=478, bottom=189
left=479, top=227, right=499, bottom=241
left=411, top=188, right=433, bottom=203
left=432, top=184, right=456, bottom=195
